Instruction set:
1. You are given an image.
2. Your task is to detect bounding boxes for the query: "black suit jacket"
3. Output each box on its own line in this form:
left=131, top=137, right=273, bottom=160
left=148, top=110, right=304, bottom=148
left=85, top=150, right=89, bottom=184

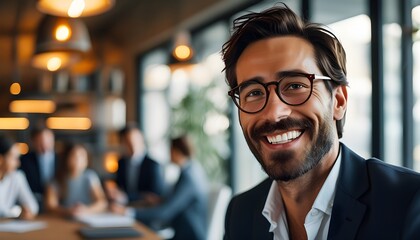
left=20, top=151, right=57, bottom=196
left=20, top=151, right=58, bottom=212
left=115, top=154, right=165, bottom=201
left=224, top=143, right=420, bottom=240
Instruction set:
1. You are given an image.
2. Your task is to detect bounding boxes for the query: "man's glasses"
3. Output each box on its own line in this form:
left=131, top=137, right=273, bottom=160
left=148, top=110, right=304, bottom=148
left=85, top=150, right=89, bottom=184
left=228, top=72, right=332, bottom=114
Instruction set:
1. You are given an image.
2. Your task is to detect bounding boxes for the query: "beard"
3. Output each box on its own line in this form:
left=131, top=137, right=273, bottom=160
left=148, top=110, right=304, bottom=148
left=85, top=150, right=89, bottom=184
left=243, top=111, right=335, bottom=182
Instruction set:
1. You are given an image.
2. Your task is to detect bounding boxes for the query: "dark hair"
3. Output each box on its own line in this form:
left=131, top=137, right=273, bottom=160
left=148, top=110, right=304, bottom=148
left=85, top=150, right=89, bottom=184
left=222, top=4, right=348, bottom=138
left=118, top=123, right=141, bottom=139
left=0, top=135, right=14, bottom=156
left=171, top=135, right=193, bottom=158
left=55, top=142, right=89, bottom=200
left=30, top=125, right=52, bottom=139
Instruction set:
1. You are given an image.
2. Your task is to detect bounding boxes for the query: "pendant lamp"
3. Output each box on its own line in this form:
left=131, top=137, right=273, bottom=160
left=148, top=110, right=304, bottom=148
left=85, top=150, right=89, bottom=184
left=32, top=15, right=92, bottom=71
left=168, top=31, right=196, bottom=71
left=37, top=0, right=115, bottom=18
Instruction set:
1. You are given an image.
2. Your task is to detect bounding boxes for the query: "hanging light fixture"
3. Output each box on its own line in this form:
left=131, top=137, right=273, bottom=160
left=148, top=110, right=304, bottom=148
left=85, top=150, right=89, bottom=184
left=168, top=31, right=196, bottom=71
left=37, top=0, right=115, bottom=18
left=32, top=15, right=92, bottom=71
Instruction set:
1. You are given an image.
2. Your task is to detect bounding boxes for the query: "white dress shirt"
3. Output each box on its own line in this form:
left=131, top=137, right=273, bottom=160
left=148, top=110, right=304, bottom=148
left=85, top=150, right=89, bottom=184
left=127, top=153, right=145, bottom=193
left=39, top=151, right=54, bottom=185
left=262, top=149, right=342, bottom=240
left=0, top=170, right=39, bottom=217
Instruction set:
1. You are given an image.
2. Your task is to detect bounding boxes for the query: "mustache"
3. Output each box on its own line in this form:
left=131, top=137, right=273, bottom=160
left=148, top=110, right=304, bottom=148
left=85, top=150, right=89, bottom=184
left=252, top=117, right=314, bottom=137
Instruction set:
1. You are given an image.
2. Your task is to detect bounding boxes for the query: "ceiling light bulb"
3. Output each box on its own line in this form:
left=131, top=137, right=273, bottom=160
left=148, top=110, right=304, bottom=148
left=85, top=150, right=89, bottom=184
left=10, top=83, right=21, bottom=95
left=47, top=57, right=62, bottom=71
left=68, top=0, right=85, bottom=18
left=173, top=45, right=192, bottom=60
left=55, top=24, right=71, bottom=41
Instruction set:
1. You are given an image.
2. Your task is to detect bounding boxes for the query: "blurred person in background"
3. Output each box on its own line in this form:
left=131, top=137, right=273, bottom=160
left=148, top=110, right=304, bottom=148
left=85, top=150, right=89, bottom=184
left=112, top=135, right=209, bottom=240
left=106, top=124, right=165, bottom=205
left=45, top=143, right=107, bottom=217
left=0, top=135, right=38, bottom=219
left=20, top=126, right=57, bottom=211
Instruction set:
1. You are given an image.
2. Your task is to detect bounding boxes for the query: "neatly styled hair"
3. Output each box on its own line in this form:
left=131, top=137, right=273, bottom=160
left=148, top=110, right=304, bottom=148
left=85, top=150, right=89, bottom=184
left=221, top=4, right=348, bottom=138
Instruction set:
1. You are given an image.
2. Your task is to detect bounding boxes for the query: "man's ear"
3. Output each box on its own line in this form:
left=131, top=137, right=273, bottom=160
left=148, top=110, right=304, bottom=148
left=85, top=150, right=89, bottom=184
left=333, top=85, right=347, bottom=120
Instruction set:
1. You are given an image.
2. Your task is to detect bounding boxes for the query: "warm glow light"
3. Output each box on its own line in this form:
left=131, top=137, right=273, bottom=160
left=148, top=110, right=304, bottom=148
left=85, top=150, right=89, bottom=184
left=10, top=100, right=56, bottom=113
left=0, top=118, right=29, bottom=130
left=46, top=117, right=92, bottom=130
left=104, top=152, right=119, bottom=173
left=10, top=83, right=21, bottom=95
left=55, top=24, right=71, bottom=41
left=32, top=52, right=77, bottom=71
left=68, top=0, right=85, bottom=18
left=173, top=45, right=192, bottom=61
left=47, top=57, right=62, bottom=71
left=17, top=143, right=29, bottom=155
left=37, top=0, right=114, bottom=17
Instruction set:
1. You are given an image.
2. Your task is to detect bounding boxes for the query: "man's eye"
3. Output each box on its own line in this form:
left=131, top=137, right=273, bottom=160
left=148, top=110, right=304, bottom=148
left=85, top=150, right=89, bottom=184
left=246, top=89, right=264, bottom=97
left=287, top=83, right=304, bottom=90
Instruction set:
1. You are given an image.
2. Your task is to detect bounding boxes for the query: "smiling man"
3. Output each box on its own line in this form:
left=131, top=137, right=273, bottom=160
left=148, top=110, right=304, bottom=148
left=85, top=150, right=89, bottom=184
left=222, top=4, right=420, bottom=240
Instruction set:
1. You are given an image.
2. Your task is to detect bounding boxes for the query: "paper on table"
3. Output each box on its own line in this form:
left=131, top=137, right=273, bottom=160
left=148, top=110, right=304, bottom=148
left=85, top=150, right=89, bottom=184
left=75, top=212, right=135, bottom=228
left=0, top=220, right=47, bottom=233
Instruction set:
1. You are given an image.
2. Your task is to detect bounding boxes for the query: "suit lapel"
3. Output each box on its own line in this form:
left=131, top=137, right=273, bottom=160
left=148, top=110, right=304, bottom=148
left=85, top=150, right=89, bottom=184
left=328, top=144, right=368, bottom=240
left=252, top=179, right=274, bottom=240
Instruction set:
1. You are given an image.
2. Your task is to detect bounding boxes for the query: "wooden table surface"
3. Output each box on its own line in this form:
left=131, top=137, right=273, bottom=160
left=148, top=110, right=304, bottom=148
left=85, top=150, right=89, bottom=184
left=0, top=214, right=161, bottom=240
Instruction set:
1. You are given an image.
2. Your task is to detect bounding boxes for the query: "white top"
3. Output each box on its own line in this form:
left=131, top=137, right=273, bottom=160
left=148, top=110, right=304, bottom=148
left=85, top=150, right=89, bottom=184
left=262, top=149, right=342, bottom=240
left=0, top=170, right=39, bottom=217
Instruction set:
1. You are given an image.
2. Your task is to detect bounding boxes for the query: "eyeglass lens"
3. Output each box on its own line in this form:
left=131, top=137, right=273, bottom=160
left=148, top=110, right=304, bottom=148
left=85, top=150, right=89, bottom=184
left=234, top=75, right=312, bottom=113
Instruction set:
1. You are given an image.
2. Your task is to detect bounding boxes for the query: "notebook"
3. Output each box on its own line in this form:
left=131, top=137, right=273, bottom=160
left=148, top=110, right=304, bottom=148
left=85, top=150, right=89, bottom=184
left=79, top=226, right=142, bottom=239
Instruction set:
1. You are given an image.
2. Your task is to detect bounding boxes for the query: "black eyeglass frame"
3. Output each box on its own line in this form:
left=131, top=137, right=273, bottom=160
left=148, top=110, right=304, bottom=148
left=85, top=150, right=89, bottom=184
left=228, top=72, right=332, bottom=114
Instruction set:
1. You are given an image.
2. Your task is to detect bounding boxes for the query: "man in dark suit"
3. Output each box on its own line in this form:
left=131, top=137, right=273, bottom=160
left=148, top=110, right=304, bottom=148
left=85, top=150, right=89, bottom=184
left=107, top=125, right=165, bottom=204
left=20, top=127, right=57, bottom=212
left=221, top=4, right=420, bottom=240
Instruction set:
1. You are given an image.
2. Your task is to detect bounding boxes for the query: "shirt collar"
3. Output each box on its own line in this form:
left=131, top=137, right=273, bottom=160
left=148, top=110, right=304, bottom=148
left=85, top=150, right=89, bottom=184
left=311, top=147, right=342, bottom=215
left=130, top=152, right=145, bottom=166
left=262, top=180, right=284, bottom=232
left=262, top=146, right=342, bottom=232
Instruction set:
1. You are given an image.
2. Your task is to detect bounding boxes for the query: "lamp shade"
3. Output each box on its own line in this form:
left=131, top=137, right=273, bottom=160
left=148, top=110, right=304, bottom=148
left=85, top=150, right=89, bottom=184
left=32, top=15, right=92, bottom=71
left=168, top=31, right=196, bottom=71
left=37, top=0, right=115, bottom=18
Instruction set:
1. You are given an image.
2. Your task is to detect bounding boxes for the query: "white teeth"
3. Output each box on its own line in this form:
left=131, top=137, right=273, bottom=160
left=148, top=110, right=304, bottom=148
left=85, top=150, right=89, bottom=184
left=267, top=130, right=302, bottom=144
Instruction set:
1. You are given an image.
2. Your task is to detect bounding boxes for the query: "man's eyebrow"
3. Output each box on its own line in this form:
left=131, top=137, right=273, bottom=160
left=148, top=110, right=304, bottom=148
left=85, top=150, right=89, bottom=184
left=240, top=76, right=264, bottom=84
left=275, top=70, right=307, bottom=79
left=239, top=69, right=307, bottom=84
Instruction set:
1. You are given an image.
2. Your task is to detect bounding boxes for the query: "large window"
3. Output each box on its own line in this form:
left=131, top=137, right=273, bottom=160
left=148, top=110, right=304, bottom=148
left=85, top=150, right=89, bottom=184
left=139, top=22, right=231, bottom=185
left=412, top=2, right=420, bottom=171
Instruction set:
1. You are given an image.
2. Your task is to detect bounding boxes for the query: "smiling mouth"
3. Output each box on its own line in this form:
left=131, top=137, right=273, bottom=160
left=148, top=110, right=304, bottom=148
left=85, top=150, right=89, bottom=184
left=266, top=130, right=302, bottom=144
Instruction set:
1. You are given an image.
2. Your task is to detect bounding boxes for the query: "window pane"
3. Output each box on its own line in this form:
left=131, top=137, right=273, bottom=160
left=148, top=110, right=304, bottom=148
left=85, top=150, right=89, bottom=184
left=314, top=0, right=371, bottom=158
left=382, top=0, right=403, bottom=167
left=412, top=4, right=420, bottom=171
left=140, top=49, right=170, bottom=163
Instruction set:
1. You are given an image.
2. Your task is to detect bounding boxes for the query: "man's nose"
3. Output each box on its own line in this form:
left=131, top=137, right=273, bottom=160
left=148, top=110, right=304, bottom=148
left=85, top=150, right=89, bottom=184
left=263, top=87, right=292, bottom=121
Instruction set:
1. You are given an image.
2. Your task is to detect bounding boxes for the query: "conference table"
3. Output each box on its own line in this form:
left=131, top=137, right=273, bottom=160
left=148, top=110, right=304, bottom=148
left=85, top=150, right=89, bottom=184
left=0, top=214, right=161, bottom=240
